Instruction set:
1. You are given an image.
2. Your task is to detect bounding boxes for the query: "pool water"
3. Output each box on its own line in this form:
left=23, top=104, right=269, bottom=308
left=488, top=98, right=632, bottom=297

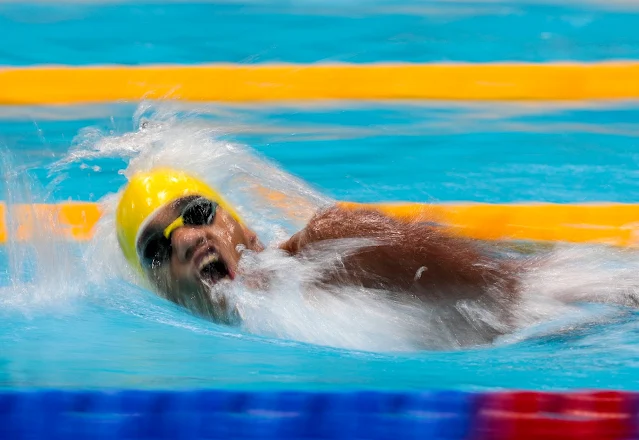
left=3, top=1, right=639, bottom=392
left=2, top=101, right=639, bottom=392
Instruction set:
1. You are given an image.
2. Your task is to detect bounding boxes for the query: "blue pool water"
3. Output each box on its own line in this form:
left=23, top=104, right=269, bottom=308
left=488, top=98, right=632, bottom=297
left=3, top=1, right=639, bottom=65
left=3, top=101, right=639, bottom=204
left=3, top=101, right=639, bottom=392
left=3, top=1, right=639, bottom=393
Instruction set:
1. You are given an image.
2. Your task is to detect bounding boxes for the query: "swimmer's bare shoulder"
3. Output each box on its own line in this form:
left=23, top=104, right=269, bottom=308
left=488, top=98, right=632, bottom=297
left=280, top=205, right=520, bottom=302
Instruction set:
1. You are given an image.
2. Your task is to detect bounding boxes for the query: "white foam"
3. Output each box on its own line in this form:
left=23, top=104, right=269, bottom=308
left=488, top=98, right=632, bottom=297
left=0, top=149, right=85, bottom=311
left=36, top=101, right=639, bottom=352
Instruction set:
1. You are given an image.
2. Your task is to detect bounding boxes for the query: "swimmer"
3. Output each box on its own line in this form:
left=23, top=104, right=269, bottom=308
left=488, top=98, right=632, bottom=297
left=116, top=168, right=519, bottom=326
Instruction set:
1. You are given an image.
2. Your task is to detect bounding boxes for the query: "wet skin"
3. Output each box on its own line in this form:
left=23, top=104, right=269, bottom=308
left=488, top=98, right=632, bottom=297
left=141, top=197, right=263, bottom=322
left=140, top=198, right=520, bottom=324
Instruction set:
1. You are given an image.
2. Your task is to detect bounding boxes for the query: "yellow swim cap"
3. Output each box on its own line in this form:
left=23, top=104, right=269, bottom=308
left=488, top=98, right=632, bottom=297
left=115, top=167, right=243, bottom=273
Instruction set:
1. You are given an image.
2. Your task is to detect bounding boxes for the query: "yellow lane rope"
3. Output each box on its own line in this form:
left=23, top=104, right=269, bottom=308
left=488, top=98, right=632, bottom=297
left=2, top=63, right=639, bottom=104
left=2, top=202, right=639, bottom=247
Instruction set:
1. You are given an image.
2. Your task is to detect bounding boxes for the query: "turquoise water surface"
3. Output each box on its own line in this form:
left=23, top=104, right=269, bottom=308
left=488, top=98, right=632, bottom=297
left=2, top=101, right=639, bottom=392
left=3, top=1, right=639, bottom=392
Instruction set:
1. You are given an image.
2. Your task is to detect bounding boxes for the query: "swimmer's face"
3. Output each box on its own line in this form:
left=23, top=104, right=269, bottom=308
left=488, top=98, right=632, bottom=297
left=137, top=196, right=263, bottom=317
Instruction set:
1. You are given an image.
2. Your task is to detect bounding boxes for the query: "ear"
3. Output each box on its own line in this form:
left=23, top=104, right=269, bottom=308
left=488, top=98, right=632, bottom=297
left=242, top=224, right=264, bottom=252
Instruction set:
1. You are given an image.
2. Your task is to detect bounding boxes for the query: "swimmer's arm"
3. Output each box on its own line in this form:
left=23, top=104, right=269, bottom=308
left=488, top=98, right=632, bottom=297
left=280, top=205, right=518, bottom=299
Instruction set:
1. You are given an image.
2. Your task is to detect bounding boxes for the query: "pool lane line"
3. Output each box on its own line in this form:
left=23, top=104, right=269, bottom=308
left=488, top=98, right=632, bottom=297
left=2, top=202, right=639, bottom=247
left=2, top=62, right=639, bottom=103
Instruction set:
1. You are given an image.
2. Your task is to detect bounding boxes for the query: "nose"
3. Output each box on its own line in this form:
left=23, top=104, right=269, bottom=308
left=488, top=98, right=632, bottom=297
left=170, top=226, right=207, bottom=263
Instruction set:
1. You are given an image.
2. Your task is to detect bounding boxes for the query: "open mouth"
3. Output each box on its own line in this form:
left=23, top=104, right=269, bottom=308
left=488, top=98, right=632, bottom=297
left=197, top=251, right=231, bottom=286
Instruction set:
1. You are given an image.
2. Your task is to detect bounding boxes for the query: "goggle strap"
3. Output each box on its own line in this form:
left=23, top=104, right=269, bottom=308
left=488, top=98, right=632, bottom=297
left=163, top=216, right=185, bottom=239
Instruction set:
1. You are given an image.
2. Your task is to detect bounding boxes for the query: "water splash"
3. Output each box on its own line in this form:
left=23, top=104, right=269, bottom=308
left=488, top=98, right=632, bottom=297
left=53, top=103, right=459, bottom=351
left=45, top=101, right=639, bottom=352
left=0, top=147, right=83, bottom=311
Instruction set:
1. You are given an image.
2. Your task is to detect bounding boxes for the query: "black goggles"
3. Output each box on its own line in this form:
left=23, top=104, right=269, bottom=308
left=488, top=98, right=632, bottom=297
left=137, top=197, right=218, bottom=270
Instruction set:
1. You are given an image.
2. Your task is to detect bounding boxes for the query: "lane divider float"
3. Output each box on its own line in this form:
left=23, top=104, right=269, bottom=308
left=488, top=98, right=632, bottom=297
left=2, top=201, right=639, bottom=247
left=3, top=62, right=639, bottom=104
